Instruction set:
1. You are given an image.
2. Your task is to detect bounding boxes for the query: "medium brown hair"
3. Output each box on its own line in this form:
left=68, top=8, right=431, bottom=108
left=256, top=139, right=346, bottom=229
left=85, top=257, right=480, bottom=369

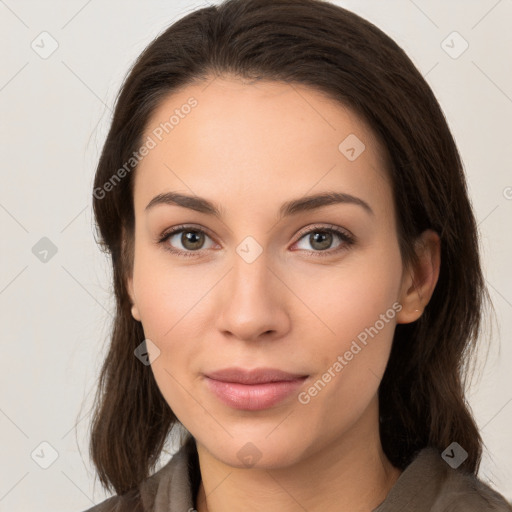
left=89, top=0, right=493, bottom=498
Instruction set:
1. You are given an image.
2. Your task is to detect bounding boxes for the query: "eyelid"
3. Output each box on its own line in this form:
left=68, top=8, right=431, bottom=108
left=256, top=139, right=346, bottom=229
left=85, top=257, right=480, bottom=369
left=294, top=223, right=354, bottom=243
left=157, top=223, right=215, bottom=243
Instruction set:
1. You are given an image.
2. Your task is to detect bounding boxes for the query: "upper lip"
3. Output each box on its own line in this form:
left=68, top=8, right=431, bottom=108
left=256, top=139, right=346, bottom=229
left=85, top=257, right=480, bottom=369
left=205, top=367, right=308, bottom=384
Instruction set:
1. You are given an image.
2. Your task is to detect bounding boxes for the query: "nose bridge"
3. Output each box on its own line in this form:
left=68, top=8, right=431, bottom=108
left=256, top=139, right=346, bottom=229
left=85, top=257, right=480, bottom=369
left=214, top=239, right=289, bottom=340
left=230, top=242, right=276, bottom=307
left=226, top=227, right=272, bottom=287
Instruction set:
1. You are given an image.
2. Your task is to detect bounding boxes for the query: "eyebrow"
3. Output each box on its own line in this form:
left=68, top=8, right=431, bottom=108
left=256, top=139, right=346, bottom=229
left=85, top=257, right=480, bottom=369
left=145, top=191, right=374, bottom=218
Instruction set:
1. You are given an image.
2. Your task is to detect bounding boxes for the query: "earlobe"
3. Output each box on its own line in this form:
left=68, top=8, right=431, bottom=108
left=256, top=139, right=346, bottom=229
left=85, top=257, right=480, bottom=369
left=131, top=304, right=141, bottom=322
left=121, top=229, right=140, bottom=321
left=396, top=229, right=441, bottom=325
left=127, top=276, right=141, bottom=322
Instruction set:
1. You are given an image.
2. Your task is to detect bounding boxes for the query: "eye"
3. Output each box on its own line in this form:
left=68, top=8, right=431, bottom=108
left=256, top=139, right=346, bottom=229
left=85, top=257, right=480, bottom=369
left=157, top=225, right=217, bottom=257
left=157, top=223, right=355, bottom=258
left=292, top=224, right=355, bottom=257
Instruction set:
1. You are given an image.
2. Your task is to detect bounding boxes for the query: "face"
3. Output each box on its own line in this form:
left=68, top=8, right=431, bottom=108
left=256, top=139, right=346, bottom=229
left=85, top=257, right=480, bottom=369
left=127, top=76, right=421, bottom=468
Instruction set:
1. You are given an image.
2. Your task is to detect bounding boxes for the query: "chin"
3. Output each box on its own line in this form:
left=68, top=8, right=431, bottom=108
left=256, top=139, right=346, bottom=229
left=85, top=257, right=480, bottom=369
left=195, top=427, right=313, bottom=470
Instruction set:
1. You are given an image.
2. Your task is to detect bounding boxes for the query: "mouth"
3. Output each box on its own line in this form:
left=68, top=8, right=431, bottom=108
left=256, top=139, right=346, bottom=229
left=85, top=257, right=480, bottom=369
left=203, top=367, right=309, bottom=410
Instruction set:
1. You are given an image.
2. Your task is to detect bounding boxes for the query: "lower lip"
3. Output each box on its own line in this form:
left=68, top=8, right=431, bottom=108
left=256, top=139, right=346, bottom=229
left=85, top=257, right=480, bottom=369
left=204, top=376, right=307, bottom=410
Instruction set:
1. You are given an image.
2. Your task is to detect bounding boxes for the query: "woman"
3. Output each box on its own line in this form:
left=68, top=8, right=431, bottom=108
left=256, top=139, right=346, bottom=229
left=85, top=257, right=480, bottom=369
left=84, top=0, right=512, bottom=510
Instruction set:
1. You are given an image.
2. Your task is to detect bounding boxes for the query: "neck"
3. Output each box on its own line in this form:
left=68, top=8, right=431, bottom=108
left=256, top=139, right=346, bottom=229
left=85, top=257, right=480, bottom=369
left=194, top=398, right=402, bottom=512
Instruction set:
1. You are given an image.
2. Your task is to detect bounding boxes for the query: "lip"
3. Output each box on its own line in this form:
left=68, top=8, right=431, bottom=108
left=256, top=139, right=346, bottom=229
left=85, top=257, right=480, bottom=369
left=204, top=367, right=308, bottom=410
left=205, top=367, right=307, bottom=384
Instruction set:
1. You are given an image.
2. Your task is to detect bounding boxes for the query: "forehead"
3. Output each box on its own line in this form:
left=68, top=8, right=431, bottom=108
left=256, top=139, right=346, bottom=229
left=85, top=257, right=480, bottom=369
left=134, top=76, right=392, bottom=219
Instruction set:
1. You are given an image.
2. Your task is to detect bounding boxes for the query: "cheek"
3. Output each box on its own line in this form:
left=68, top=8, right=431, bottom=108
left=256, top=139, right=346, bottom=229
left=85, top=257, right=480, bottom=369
left=291, top=240, right=403, bottom=352
left=131, top=256, right=205, bottom=421
left=297, top=241, right=403, bottom=401
left=132, top=245, right=204, bottom=336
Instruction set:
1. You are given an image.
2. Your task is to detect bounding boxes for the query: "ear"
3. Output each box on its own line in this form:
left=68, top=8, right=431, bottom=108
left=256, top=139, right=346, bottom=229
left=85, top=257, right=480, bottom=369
left=127, top=274, right=141, bottom=322
left=122, top=226, right=141, bottom=322
left=396, top=229, right=441, bottom=324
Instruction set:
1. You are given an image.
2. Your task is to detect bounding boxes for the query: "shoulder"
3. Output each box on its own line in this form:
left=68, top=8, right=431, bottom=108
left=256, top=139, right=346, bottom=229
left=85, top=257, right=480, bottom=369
left=81, top=445, right=190, bottom=512
left=434, top=460, right=512, bottom=512
left=376, top=447, right=512, bottom=512
left=81, top=484, right=150, bottom=512
left=81, top=493, right=128, bottom=512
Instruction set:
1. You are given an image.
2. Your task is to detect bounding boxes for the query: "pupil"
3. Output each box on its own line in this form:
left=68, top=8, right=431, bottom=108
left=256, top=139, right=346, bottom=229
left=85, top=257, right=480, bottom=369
left=183, top=231, right=202, bottom=249
left=311, top=232, right=331, bottom=250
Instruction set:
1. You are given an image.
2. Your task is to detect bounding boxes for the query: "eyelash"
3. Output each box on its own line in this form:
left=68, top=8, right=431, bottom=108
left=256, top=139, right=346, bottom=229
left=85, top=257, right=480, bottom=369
left=156, top=223, right=355, bottom=259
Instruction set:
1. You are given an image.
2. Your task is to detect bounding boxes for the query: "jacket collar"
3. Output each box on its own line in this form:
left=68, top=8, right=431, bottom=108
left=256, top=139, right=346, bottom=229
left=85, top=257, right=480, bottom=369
left=140, top=439, right=196, bottom=512
left=139, top=442, right=509, bottom=512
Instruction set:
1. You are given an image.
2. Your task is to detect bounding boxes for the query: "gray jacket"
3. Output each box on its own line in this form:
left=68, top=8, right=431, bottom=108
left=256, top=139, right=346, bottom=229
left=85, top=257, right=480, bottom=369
left=84, top=441, right=512, bottom=511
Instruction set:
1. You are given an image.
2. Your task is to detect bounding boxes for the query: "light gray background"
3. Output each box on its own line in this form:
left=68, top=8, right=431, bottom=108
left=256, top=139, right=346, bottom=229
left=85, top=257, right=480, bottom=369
left=1, top=0, right=511, bottom=510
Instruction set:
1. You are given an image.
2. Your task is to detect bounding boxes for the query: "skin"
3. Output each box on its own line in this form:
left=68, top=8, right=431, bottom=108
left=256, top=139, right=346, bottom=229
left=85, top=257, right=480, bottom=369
left=127, top=76, right=440, bottom=512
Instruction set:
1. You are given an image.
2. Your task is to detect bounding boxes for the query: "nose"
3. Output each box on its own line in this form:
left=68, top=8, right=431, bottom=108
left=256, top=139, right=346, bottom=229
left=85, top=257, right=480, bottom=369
left=214, top=252, right=291, bottom=342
